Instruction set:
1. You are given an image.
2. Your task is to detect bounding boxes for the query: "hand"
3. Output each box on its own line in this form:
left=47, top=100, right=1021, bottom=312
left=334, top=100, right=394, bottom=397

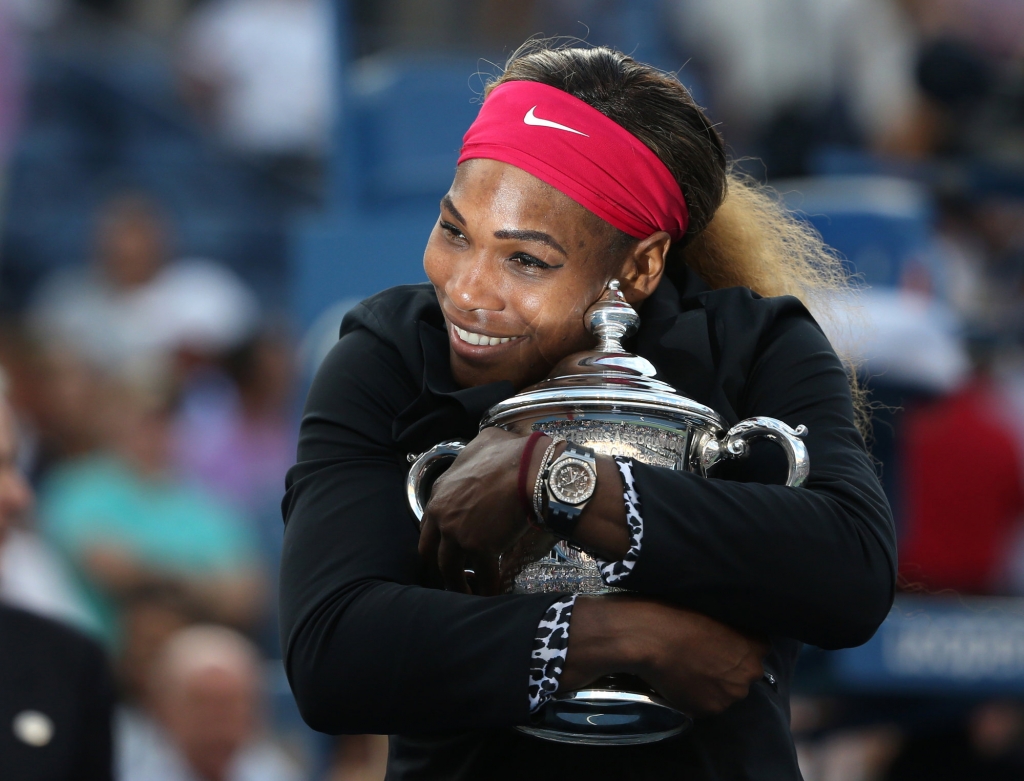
left=638, top=605, right=770, bottom=716
left=562, top=596, right=770, bottom=717
left=418, top=427, right=533, bottom=594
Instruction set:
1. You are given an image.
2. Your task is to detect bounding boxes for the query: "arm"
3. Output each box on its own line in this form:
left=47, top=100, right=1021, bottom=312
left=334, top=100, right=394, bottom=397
left=79, top=547, right=265, bottom=629
left=279, top=328, right=564, bottom=735
left=284, top=327, right=771, bottom=732
left=571, top=313, right=895, bottom=649
left=423, top=313, right=895, bottom=650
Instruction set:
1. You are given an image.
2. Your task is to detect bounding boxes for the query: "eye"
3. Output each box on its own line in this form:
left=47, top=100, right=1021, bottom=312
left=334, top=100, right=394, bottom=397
left=439, top=220, right=466, bottom=243
left=510, top=252, right=557, bottom=270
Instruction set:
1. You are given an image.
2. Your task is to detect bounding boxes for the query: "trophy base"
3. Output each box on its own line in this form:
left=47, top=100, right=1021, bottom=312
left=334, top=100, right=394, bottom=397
left=516, top=677, right=692, bottom=746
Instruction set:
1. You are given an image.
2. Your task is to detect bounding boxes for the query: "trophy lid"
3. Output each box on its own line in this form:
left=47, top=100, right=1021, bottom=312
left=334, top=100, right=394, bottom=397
left=481, top=280, right=724, bottom=430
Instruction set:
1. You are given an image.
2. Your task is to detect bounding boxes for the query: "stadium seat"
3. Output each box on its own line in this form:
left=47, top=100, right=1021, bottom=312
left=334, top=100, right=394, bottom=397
left=777, top=175, right=934, bottom=289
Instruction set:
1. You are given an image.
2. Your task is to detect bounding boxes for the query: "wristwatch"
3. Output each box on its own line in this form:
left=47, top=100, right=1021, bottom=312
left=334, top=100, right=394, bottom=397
left=541, top=443, right=598, bottom=537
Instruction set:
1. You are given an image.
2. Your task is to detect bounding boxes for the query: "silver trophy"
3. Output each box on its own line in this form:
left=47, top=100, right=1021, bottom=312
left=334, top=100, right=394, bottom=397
left=408, top=280, right=809, bottom=745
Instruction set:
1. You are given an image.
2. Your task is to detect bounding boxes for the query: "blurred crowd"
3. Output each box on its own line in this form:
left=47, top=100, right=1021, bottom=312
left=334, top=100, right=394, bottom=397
left=0, top=1, right=1023, bottom=780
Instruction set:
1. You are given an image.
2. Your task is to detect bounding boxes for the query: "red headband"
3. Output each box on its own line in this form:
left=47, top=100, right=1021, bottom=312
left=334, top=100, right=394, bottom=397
left=458, top=81, right=689, bottom=241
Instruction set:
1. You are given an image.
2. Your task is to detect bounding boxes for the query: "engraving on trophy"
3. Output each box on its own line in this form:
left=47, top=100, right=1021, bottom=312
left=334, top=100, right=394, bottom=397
left=532, top=419, right=688, bottom=470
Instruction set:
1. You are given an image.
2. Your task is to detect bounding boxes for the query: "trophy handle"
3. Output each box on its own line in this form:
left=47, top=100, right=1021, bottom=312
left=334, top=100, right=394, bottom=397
left=406, top=440, right=467, bottom=525
left=700, top=418, right=810, bottom=488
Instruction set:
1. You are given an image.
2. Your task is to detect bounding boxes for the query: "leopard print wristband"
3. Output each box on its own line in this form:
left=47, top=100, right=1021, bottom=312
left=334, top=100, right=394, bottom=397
left=596, top=457, right=644, bottom=585
left=527, top=595, right=577, bottom=713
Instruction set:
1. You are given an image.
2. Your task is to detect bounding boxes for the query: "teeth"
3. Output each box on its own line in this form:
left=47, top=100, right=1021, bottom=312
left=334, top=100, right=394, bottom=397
left=453, top=324, right=514, bottom=346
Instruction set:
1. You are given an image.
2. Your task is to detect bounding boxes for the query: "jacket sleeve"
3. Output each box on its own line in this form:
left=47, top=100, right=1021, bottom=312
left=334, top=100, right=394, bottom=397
left=612, top=312, right=896, bottom=650
left=279, top=328, right=560, bottom=735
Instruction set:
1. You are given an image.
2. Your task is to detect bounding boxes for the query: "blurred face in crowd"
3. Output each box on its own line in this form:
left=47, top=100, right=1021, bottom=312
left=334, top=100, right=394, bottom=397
left=103, top=376, right=177, bottom=479
left=119, top=597, right=193, bottom=705
left=423, top=159, right=665, bottom=390
left=154, top=649, right=260, bottom=781
left=96, top=198, right=169, bottom=290
left=0, top=399, right=33, bottom=548
left=34, top=347, right=104, bottom=460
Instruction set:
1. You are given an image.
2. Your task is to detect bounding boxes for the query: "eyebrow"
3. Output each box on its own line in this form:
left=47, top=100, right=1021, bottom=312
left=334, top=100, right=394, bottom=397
left=493, top=229, right=568, bottom=257
left=441, top=194, right=569, bottom=258
left=441, top=195, right=466, bottom=225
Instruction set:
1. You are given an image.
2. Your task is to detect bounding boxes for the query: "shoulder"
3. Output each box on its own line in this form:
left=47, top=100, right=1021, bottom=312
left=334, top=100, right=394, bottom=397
left=299, top=288, right=434, bottom=458
left=0, top=603, right=107, bottom=670
left=695, top=286, right=834, bottom=373
left=340, top=283, right=440, bottom=345
left=698, top=286, right=822, bottom=344
left=38, top=456, right=130, bottom=528
left=318, top=283, right=433, bottom=402
left=319, top=283, right=439, bottom=407
left=644, top=278, right=839, bottom=420
left=40, top=454, right=133, bottom=505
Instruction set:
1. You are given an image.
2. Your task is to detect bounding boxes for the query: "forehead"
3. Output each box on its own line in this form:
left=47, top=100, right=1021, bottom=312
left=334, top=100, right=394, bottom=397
left=450, top=159, right=607, bottom=244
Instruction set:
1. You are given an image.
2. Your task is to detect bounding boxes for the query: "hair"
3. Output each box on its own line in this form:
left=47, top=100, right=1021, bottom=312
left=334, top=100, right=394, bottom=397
left=151, top=624, right=262, bottom=697
left=486, top=43, right=850, bottom=307
left=486, top=43, right=868, bottom=430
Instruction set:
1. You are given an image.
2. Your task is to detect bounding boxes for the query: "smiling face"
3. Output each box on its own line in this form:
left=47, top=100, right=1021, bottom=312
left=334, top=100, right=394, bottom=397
left=424, top=159, right=669, bottom=390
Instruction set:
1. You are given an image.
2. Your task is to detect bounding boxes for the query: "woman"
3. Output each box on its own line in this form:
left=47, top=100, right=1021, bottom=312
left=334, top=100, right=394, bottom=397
left=280, top=44, right=895, bottom=779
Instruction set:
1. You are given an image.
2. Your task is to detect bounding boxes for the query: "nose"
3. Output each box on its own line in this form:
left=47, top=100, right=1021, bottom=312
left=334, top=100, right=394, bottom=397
left=445, top=254, right=503, bottom=314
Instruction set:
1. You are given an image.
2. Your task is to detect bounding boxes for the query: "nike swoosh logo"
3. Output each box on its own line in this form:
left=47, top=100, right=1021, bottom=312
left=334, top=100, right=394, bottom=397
left=524, top=106, right=589, bottom=137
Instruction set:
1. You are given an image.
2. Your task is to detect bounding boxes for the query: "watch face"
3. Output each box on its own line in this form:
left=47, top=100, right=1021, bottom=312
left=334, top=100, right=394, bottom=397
left=549, top=458, right=597, bottom=505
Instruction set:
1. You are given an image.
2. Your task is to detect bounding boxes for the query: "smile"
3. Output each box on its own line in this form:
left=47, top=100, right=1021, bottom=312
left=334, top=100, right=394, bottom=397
left=451, top=323, right=520, bottom=347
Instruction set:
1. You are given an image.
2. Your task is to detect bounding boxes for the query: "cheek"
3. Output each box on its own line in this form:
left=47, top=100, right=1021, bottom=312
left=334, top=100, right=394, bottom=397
left=526, top=284, right=603, bottom=357
left=517, top=274, right=605, bottom=326
left=422, top=228, right=452, bottom=288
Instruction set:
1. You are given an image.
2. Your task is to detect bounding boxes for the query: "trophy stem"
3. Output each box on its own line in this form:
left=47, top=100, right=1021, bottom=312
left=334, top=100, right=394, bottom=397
left=586, top=280, right=639, bottom=355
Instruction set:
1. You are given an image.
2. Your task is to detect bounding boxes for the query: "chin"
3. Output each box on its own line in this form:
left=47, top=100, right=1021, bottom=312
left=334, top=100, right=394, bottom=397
left=450, top=356, right=520, bottom=389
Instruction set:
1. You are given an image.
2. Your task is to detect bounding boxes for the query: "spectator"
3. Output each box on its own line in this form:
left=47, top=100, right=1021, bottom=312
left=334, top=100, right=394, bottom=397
left=29, top=192, right=260, bottom=374
left=38, top=362, right=265, bottom=647
left=177, top=0, right=335, bottom=188
left=118, top=624, right=301, bottom=781
left=21, top=342, right=108, bottom=480
left=118, top=587, right=198, bottom=706
left=0, top=0, right=25, bottom=182
left=173, top=328, right=297, bottom=653
left=175, top=328, right=296, bottom=521
left=0, top=359, right=94, bottom=626
left=0, top=363, right=116, bottom=781
left=899, top=369, right=1024, bottom=593
left=670, top=0, right=921, bottom=175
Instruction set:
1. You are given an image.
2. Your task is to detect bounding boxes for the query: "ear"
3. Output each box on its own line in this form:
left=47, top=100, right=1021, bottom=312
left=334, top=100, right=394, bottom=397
left=614, top=231, right=671, bottom=305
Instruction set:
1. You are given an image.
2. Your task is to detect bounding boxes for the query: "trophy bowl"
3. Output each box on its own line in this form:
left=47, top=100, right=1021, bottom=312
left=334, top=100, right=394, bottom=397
left=407, top=281, right=809, bottom=745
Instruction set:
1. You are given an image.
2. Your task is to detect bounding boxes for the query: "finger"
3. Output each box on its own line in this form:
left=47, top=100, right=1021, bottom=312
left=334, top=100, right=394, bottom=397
left=438, top=537, right=471, bottom=594
left=418, top=513, right=443, bottom=587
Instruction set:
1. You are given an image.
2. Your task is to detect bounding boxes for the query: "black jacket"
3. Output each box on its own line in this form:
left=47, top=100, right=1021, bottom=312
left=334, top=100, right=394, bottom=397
left=0, top=603, right=115, bottom=781
left=280, top=268, right=896, bottom=780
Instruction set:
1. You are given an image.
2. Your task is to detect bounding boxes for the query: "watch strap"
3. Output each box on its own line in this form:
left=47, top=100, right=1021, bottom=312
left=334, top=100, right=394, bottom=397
left=543, top=500, right=584, bottom=538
